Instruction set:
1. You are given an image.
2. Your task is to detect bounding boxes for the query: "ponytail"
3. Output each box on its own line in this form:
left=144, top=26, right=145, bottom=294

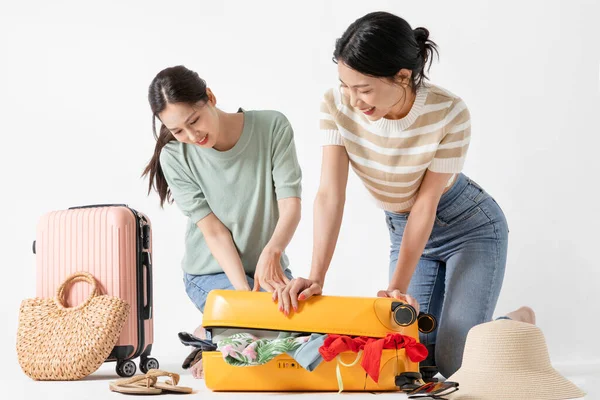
left=412, top=27, right=439, bottom=89
left=142, top=118, right=177, bottom=208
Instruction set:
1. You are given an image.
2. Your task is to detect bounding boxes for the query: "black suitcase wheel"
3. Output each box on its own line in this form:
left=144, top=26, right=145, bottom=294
left=418, top=312, right=438, bottom=334
left=420, top=365, right=439, bottom=382
left=391, top=302, right=417, bottom=326
left=395, top=372, right=423, bottom=391
left=116, top=360, right=137, bottom=377
left=139, top=357, right=159, bottom=374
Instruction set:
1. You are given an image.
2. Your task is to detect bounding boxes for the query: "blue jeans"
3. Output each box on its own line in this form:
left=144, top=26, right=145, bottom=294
left=184, top=269, right=294, bottom=313
left=385, top=173, right=508, bottom=378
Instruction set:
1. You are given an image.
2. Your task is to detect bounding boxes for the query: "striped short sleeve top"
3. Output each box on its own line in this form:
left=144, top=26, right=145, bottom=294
left=320, top=83, right=471, bottom=212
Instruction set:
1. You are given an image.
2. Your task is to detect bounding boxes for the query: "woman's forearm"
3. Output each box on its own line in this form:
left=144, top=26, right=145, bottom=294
left=197, top=215, right=250, bottom=290
left=264, top=197, right=301, bottom=254
left=389, top=171, right=452, bottom=293
left=389, top=201, right=437, bottom=292
left=309, top=190, right=346, bottom=286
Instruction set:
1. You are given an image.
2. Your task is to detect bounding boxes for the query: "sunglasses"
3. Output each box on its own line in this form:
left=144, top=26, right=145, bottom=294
left=407, top=381, right=459, bottom=399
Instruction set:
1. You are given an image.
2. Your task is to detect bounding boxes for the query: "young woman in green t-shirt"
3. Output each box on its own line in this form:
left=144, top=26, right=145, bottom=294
left=143, top=65, right=302, bottom=378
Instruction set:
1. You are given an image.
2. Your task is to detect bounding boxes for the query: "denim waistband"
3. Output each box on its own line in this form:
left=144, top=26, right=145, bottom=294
left=437, top=173, right=469, bottom=211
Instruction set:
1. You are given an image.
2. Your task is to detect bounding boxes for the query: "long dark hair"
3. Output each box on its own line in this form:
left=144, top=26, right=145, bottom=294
left=333, top=11, right=439, bottom=90
left=142, top=65, right=209, bottom=207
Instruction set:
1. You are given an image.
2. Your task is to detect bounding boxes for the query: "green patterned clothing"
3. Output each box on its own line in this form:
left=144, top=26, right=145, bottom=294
left=217, top=332, right=309, bottom=366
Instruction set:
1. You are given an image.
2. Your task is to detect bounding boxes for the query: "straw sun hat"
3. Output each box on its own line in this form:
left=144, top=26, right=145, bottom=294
left=447, top=320, right=586, bottom=400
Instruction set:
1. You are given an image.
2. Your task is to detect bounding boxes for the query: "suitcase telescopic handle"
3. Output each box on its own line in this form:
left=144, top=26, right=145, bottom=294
left=142, top=252, right=153, bottom=320
left=68, top=203, right=128, bottom=210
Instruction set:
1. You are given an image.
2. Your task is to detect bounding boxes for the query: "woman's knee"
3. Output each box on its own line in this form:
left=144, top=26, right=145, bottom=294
left=433, top=321, right=472, bottom=378
left=183, top=274, right=210, bottom=312
left=185, top=284, right=208, bottom=312
left=435, top=339, right=463, bottom=378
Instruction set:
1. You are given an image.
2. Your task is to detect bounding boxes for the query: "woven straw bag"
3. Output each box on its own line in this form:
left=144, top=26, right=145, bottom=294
left=17, top=272, right=130, bottom=380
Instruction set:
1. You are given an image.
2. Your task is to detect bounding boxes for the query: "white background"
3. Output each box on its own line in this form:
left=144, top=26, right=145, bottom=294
left=1, top=0, right=598, bottom=398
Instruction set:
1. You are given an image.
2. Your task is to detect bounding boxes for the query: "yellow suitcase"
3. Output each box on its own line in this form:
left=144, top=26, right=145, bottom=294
left=202, top=290, right=436, bottom=392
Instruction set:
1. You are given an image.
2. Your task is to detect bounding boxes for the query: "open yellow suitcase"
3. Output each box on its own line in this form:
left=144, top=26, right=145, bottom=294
left=202, top=290, right=437, bottom=392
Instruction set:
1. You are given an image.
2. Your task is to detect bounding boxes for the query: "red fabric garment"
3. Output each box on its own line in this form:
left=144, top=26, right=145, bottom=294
left=362, top=333, right=428, bottom=383
left=318, top=333, right=428, bottom=383
left=319, top=335, right=368, bottom=361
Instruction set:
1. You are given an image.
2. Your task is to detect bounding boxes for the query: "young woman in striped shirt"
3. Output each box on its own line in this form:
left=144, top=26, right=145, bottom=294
left=278, top=12, right=534, bottom=379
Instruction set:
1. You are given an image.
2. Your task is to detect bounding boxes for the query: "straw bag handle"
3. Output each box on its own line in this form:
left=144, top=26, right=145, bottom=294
left=54, top=272, right=99, bottom=311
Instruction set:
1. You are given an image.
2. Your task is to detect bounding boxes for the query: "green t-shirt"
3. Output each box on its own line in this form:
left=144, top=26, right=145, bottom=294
left=160, top=109, right=302, bottom=276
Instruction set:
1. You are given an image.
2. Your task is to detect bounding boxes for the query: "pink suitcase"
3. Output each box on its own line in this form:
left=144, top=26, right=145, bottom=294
left=33, top=204, right=157, bottom=377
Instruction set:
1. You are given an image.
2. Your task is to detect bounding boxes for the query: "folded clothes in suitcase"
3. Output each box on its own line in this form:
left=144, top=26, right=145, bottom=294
left=202, top=290, right=437, bottom=392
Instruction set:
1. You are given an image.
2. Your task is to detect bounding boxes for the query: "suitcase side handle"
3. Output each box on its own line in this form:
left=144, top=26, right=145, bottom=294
left=68, top=203, right=128, bottom=210
left=142, top=252, right=153, bottom=320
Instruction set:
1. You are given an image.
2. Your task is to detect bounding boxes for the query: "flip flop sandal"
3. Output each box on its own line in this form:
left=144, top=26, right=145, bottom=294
left=182, top=348, right=204, bottom=369
left=178, top=332, right=216, bottom=349
left=109, top=374, right=162, bottom=395
left=178, top=332, right=216, bottom=370
left=144, top=369, right=193, bottom=394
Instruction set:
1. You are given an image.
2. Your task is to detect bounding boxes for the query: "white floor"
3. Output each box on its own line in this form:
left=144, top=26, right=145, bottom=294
left=4, top=353, right=597, bottom=399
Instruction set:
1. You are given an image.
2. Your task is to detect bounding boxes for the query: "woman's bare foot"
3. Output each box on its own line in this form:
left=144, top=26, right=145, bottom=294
left=193, top=325, right=206, bottom=339
left=504, top=306, right=536, bottom=324
left=185, top=325, right=207, bottom=379
left=190, top=359, right=203, bottom=379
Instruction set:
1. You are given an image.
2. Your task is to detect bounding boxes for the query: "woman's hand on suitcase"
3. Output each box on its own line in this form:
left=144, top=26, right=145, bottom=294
left=277, top=278, right=323, bottom=315
left=377, top=289, right=420, bottom=314
left=253, top=246, right=290, bottom=294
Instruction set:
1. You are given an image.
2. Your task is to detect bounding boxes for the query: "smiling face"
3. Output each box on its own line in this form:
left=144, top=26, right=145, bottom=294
left=337, top=62, right=412, bottom=121
left=158, top=90, right=220, bottom=148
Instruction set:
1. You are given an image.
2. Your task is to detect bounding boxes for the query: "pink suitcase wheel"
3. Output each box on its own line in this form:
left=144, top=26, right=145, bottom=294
left=139, top=357, right=159, bottom=374
left=116, top=360, right=137, bottom=377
